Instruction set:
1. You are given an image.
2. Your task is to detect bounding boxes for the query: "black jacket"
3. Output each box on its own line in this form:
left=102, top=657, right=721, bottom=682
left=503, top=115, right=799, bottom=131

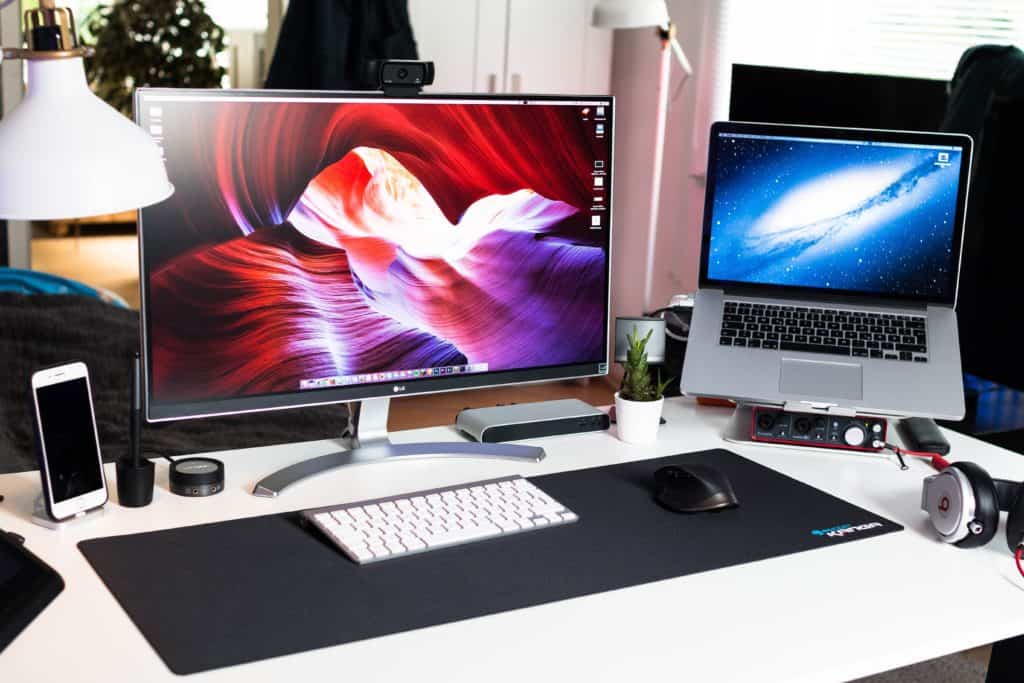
left=941, top=45, right=1024, bottom=387
left=265, top=0, right=419, bottom=90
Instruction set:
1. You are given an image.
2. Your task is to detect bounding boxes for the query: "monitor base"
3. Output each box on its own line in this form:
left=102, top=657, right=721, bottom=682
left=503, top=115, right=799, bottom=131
left=251, top=398, right=546, bottom=497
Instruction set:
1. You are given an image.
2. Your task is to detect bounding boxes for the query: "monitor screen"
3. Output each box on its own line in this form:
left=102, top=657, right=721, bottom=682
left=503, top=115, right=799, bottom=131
left=137, top=91, right=612, bottom=420
left=703, top=127, right=967, bottom=302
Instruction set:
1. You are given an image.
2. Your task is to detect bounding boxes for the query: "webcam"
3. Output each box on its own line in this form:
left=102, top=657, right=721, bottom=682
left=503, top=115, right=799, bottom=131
left=364, top=59, right=435, bottom=95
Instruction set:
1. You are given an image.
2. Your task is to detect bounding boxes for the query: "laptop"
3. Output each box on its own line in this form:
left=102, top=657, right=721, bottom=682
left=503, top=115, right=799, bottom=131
left=681, top=122, right=972, bottom=420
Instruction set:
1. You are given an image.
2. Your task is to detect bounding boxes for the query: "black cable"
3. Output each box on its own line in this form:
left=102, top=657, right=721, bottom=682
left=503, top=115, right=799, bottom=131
left=162, top=454, right=176, bottom=464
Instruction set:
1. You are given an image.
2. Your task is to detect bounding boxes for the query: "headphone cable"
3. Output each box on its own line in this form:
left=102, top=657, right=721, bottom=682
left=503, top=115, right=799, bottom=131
left=873, top=441, right=950, bottom=471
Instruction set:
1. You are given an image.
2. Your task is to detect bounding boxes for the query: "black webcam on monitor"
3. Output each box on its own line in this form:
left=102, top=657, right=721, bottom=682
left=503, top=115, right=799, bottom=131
left=364, top=59, right=435, bottom=95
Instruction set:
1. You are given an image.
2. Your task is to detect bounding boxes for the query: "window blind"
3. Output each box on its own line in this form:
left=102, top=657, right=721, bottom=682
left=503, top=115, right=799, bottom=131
left=709, top=0, right=1024, bottom=121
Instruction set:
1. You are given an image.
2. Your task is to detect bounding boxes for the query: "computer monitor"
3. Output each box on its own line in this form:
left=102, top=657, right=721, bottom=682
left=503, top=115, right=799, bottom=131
left=135, top=89, right=613, bottom=495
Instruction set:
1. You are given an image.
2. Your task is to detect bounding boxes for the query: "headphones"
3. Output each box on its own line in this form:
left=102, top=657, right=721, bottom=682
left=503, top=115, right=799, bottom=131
left=922, top=461, right=1024, bottom=552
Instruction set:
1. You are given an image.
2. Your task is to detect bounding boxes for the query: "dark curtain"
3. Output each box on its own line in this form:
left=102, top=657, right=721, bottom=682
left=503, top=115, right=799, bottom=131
left=264, top=0, right=418, bottom=90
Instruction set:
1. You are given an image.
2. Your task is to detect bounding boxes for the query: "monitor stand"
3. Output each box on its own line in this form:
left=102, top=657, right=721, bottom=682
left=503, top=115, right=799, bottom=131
left=252, top=397, right=546, bottom=497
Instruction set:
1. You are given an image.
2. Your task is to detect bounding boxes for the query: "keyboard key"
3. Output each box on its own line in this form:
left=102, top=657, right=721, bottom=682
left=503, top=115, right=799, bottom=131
left=899, top=351, right=913, bottom=361
left=720, top=337, right=732, bottom=346
left=780, top=341, right=851, bottom=356
left=896, top=344, right=926, bottom=353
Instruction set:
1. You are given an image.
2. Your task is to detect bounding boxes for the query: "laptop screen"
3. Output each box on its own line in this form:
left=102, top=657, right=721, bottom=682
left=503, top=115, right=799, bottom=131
left=701, top=124, right=970, bottom=303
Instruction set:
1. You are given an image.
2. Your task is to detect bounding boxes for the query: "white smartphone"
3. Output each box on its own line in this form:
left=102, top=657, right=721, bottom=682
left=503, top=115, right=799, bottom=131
left=31, top=362, right=108, bottom=520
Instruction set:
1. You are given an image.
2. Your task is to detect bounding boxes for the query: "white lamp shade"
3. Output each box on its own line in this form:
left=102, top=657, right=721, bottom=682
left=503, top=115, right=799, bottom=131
left=592, top=0, right=670, bottom=29
left=0, top=57, right=173, bottom=220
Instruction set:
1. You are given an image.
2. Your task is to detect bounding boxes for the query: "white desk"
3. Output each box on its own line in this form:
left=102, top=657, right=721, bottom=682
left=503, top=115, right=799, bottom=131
left=2, top=397, right=1023, bottom=682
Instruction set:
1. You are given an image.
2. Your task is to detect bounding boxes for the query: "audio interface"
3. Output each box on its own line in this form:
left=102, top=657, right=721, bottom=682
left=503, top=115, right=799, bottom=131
left=750, top=406, right=887, bottom=452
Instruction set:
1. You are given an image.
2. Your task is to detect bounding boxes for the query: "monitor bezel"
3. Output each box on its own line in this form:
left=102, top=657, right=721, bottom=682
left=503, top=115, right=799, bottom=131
left=698, top=120, right=972, bottom=307
left=135, top=88, right=614, bottom=422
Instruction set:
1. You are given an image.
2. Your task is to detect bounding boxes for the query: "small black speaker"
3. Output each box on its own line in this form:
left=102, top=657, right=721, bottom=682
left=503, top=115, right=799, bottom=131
left=169, top=457, right=225, bottom=497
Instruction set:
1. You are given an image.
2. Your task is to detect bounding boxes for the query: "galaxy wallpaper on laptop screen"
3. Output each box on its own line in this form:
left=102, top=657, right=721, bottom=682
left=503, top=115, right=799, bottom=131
left=139, top=97, right=611, bottom=404
left=705, top=133, right=962, bottom=299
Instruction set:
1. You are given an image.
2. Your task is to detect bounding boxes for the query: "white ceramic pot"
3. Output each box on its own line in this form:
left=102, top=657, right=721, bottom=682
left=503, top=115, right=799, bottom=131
left=614, top=392, right=664, bottom=444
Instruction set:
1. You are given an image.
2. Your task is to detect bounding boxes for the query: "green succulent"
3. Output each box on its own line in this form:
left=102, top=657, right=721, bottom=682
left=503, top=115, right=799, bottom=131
left=619, top=325, right=671, bottom=402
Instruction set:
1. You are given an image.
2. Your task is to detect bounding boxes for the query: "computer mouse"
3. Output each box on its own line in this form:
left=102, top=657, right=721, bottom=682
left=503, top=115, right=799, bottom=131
left=654, top=464, right=739, bottom=513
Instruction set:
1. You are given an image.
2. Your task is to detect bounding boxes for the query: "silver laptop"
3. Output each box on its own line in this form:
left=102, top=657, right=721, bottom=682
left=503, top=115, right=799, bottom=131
left=681, top=122, right=972, bottom=420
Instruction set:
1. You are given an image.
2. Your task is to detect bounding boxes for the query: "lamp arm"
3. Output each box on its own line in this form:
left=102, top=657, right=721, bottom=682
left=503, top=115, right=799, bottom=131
left=669, top=36, right=693, bottom=78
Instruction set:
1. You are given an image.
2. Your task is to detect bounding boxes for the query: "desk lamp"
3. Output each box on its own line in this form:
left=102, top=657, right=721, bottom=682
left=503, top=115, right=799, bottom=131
left=0, top=0, right=172, bottom=219
left=592, top=0, right=692, bottom=314
left=0, top=0, right=172, bottom=507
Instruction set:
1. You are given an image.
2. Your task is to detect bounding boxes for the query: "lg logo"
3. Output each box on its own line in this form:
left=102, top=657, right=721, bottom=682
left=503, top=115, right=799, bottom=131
left=393, top=385, right=406, bottom=393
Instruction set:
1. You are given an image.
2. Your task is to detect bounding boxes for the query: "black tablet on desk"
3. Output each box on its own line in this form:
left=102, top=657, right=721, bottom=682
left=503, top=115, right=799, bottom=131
left=0, top=530, right=64, bottom=654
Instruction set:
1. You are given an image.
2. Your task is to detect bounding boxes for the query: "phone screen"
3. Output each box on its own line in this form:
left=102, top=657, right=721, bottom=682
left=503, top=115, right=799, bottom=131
left=36, top=378, right=103, bottom=503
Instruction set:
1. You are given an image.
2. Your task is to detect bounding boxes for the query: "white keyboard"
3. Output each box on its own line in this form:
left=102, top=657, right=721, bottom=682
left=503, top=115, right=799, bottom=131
left=302, top=476, right=579, bottom=564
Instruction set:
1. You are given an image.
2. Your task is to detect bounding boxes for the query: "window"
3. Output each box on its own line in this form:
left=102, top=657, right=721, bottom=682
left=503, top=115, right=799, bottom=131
left=711, top=0, right=1024, bottom=120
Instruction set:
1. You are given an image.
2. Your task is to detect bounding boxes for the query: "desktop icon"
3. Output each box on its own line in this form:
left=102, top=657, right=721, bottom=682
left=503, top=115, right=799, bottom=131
left=596, top=106, right=605, bottom=117
left=938, top=151, right=949, bottom=162
left=594, top=177, right=604, bottom=188
left=596, top=124, right=605, bottom=135
left=594, top=160, right=605, bottom=169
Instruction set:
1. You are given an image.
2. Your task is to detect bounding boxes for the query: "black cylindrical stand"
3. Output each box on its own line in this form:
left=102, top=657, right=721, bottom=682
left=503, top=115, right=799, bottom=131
left=116, top=351, right=154, bottom=507
left=116, top=457, right=154, bottom=507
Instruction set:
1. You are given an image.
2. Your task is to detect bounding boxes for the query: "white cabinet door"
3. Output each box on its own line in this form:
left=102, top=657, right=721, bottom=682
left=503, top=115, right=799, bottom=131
left=475, top=1, right=509, bottom=93
left=409, top=0, right=482, bottom=92
left=505, top=0, right=612, bottom=95
left=408, top=0, right=612, bottom=95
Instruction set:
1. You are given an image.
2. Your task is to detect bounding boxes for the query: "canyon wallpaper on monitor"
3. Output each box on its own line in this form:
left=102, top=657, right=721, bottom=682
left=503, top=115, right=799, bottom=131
left=140, top=98, right=611, bottom=403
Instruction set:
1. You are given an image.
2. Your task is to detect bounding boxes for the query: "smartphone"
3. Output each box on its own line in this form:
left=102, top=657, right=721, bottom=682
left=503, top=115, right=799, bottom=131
left=31, top=362, right=108, bottom=520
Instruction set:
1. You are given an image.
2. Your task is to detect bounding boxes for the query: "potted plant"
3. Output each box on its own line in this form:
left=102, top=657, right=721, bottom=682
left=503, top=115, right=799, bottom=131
left=615, top=326, right=671, bottom=444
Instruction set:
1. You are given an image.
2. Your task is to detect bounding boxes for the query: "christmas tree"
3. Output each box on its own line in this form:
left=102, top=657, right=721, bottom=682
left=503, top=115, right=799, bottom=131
left=84, top=0, right=227, bottom=117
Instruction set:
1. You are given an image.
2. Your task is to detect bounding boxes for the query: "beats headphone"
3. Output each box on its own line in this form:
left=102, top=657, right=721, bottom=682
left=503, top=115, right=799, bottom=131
left=921, top=461, right=1024, bottom=553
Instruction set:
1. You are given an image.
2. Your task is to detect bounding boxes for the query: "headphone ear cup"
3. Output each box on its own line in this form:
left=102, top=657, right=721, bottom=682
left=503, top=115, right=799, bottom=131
left=950, top=462, right=1000, bottom=548
left=1005, top=486, right=1024, bottom=552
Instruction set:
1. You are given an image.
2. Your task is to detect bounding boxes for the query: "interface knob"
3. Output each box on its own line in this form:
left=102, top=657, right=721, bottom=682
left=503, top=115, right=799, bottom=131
left=843, top=424, right=867, bottom=447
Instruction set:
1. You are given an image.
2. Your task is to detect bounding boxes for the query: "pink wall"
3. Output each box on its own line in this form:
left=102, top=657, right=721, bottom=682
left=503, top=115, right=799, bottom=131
left=608, top=1, right=713, bottom=322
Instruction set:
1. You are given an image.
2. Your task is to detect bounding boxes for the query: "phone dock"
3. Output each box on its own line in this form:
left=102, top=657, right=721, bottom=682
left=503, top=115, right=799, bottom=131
left=31, top=494, right=106, bottom=530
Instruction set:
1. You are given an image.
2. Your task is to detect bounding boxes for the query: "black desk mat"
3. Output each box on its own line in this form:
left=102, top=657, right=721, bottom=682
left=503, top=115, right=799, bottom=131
left=79, top=449, right=901, bottom=675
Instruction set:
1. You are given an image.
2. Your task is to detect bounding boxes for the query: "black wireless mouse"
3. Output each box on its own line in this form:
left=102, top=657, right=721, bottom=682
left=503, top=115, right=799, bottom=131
left=654, top=464, right=739, bottom=513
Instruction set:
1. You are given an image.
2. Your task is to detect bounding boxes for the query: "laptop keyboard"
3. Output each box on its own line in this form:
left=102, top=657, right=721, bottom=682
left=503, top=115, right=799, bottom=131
left=719, top=300, right=927, bottom=362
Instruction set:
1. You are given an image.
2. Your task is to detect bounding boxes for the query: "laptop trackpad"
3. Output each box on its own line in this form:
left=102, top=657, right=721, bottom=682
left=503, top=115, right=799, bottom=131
left=779, top=358, right=863, bottom=400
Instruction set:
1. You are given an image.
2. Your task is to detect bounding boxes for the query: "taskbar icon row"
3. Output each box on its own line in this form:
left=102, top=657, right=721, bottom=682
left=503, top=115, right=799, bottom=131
left=299, top=363, right=489, bottom=390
